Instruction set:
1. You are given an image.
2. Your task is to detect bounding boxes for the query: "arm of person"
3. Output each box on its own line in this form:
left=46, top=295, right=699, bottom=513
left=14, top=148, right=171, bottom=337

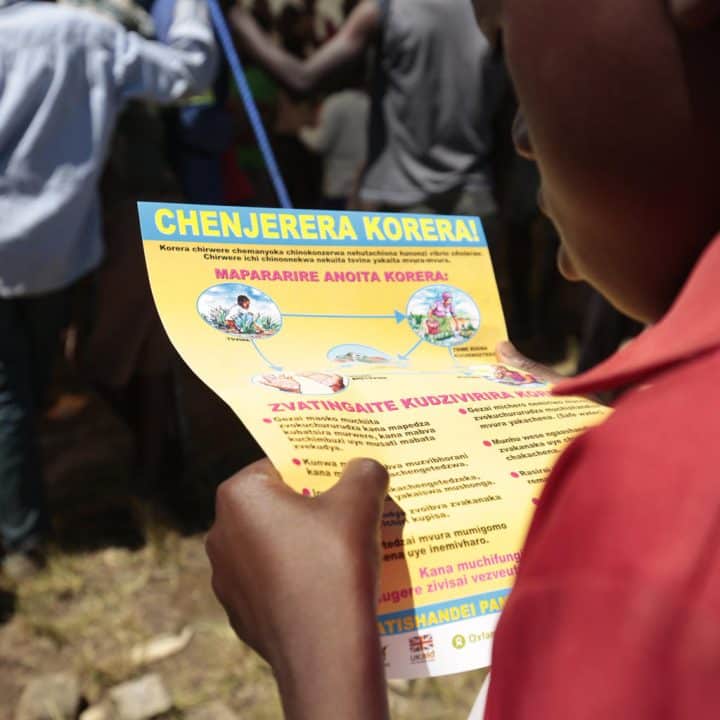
left=112, top=0, right=219, bottom=103
left=229, top=0, right=380, bottom=95
left=206, top=458, right=391, bottom=720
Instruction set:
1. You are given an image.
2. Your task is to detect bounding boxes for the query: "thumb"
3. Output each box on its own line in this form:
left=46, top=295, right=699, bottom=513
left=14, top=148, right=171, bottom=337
left=496, top=340, right=566, bottom=385
left=322, top=458, right=390, bottom=524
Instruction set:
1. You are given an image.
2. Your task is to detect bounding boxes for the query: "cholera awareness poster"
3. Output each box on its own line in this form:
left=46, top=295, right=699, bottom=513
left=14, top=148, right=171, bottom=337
left=139, top=202, right=608, bottom=679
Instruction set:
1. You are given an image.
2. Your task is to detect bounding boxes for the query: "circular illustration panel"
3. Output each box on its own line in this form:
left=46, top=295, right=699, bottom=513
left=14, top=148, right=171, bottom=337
left=406, top=285, right=481, bottom=347
left=197, top=283, right=282, bottom=340
left=327, top=344, right=401, bottom=367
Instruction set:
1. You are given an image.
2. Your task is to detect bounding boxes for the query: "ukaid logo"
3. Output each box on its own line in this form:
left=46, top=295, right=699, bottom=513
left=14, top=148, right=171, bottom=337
left=409, top=634, right=436, bottom=664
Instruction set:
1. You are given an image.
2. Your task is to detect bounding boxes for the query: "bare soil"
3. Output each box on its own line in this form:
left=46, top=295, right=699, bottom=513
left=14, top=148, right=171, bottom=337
left=0, top=363, right=485, bottom=718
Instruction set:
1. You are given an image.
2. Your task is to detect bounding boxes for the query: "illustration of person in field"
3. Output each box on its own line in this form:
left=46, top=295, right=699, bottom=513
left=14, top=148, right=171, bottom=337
left=424, top=291, right=462, bottom=339
left=225, top=294, right=266, bottom=336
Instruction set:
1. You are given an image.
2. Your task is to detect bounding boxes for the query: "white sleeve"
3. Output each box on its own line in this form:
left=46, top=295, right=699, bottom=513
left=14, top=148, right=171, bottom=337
left=113, top=0, right=218, bottom=103
left=468, top=672, right=491, bottom=720
left=298, top=97, right=340, bottom=154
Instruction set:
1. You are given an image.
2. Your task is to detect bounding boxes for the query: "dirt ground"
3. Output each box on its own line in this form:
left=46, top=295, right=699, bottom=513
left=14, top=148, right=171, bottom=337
left=0, top=362, right=486, bottom=719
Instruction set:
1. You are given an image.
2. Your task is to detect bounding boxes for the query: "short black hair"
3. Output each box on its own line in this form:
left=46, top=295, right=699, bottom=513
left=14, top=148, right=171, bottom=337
left=238, top=295, right=250, bottom=305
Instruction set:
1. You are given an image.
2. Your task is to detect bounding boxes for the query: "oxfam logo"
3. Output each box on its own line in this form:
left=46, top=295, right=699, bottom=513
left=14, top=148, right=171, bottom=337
left=452, top=634, right=467, bottom=650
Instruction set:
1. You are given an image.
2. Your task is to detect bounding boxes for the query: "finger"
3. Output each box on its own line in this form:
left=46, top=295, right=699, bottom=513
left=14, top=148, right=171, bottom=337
left=213, top=457, right=296, bottom=519
left=321, top=458, right=390, bottom=524
left=496, top=340, right=566, bottom=385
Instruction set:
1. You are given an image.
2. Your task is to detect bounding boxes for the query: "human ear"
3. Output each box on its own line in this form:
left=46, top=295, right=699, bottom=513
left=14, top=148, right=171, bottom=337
left=668, top=0, right=720, bottom=28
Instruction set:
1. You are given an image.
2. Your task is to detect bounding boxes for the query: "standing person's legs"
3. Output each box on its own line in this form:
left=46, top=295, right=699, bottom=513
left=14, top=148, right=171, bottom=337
left=449, top=187, right=502, bottom=273
left=0, top=290, right=70, bottom=560
left=393, top=186, right=499, bottom=243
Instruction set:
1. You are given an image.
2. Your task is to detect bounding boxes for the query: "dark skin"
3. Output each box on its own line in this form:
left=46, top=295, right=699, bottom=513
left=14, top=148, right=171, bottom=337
left=504, top=0, right=720, bottom=324
left=209, top=0, right=720, bottom=716
left=229, top=0, right=380, bottom=95
left=206, top=459, right=390, bottom=720
left=230, top=0, right=503, bottom=93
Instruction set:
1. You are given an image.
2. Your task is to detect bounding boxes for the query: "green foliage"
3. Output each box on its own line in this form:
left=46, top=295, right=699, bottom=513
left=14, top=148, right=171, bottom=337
left=204, top=305, right=229, bottom=329
left=409, top=314, right=425, bottom=330
left=203, top=305, right=280, bottom=336
left=409, top=312, right=477, bottom=343
left=256, top=315, right=281, bottom=333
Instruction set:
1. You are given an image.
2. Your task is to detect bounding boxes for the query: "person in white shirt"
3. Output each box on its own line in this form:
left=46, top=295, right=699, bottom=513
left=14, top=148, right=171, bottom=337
left=298, top=69, right=369, bottom=210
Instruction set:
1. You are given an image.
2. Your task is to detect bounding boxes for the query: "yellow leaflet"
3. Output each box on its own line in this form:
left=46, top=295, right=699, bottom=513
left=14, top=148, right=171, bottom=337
left=139, top=203, right=609, bottom=679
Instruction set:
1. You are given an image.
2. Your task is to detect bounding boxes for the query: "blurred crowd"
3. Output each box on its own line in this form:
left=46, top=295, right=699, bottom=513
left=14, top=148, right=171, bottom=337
left=0, top=0, right=640, bottom=579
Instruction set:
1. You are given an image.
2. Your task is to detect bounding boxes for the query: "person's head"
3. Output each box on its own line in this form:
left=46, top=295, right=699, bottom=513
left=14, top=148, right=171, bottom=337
left=237, top=295, right=250, bottom=308
left=442, top=291, right=452, bottom=305
left=494, top=0, right=720, bottom=323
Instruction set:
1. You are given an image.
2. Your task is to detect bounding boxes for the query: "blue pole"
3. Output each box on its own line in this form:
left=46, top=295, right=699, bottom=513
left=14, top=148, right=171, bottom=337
left=207, top=0, right=293, bottom=209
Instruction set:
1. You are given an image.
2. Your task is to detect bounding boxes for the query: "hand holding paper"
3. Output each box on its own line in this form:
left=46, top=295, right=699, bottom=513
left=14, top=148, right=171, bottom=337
left=206, top=457, right=391, bottom=720
left=495, top=341, right=567, bottom=386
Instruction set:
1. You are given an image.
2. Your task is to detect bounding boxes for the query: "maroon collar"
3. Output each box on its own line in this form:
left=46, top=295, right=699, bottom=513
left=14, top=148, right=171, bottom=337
left=555, top=234, right=720, bottom=397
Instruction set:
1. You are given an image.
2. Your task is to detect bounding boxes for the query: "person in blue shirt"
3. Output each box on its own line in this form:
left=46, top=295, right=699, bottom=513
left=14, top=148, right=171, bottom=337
left=0, top=0, right=217, bottom=580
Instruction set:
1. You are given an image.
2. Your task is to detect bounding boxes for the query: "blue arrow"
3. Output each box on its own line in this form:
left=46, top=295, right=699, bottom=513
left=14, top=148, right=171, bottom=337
left=207, top=0, right=292, bottom=209
left=251, top=339, right=283, bottom=371
left=398, top=338, right=424, bottom=360
left=284, top=311, right=406, bottom=323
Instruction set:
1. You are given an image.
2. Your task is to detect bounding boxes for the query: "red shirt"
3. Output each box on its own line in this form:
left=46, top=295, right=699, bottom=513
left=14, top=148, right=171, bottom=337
left=486, top=235, right=720, bottom=719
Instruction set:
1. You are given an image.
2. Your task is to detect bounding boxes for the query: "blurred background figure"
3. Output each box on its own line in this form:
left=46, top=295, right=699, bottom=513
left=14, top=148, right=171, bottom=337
left=78, top=98, right=186, bottom=516
left=270, top=2, right=323, bottom=207
left=298, top=61, right=369, bottom=210
left=230, top=0, right=504, bottom=229
left=224, top=0, right=281, bottom=205
left=151, top=0, right=234, bottom=205
left=60, top=0, right=156, bottom=34
left=0, top=0, right=216, bottom=580
left=577, top=292, right=644, bottom=373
